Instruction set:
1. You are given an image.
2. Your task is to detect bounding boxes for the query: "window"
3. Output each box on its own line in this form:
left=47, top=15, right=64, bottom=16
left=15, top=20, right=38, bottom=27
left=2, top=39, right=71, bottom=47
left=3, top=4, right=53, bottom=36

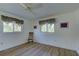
left=14, top=23, right=21, bottom=32
left=41, top=23, right=54, bottom=32
left=3, top=22, right=13, bottom=32
left=41, top=24, right=47, bottom=32
left=1, top=15, right=24, bottom=32
left=39, top=18, right=55, bottom=32
left=3, top=22, right=22, bottom=32
left=48, top=24, right=54, bottom=32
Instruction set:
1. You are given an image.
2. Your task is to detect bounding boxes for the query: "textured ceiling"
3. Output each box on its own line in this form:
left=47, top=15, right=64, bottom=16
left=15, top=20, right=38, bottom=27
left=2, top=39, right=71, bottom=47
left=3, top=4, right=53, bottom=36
left=0, top=3, right=79, bottom=20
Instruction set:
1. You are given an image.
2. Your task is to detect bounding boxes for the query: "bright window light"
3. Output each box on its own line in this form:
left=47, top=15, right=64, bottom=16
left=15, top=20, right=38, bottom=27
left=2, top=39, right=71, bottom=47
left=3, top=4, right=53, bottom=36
left=14, top=23, right=21, bottom=32
left=41, top=23, right=54, bottom=32
left=3, top=22, right=22, bottom=32
left=3, top=22, right=13, bottom=32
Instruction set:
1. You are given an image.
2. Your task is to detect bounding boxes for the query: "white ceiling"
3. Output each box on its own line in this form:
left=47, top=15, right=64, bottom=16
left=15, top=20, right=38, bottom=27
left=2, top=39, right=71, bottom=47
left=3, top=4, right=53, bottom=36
left=0, top=3, right=79, bottom=20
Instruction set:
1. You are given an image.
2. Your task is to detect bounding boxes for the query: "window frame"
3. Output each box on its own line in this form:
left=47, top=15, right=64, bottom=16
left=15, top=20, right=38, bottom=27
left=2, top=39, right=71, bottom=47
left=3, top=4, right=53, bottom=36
left=40, top=23, right=55, bottom=33
left=3, top=22, right=22, bottom=33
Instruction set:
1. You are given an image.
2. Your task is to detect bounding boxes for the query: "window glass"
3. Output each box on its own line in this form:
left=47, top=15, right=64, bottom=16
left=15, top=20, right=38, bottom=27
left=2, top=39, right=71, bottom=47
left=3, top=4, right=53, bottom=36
left=41, top=24, right=47, bottom=32
left=14, top=23, right=21, bottom=32
left=3, top=22, right=22, bottom=32
left=3, top=22, right=13, bottom=32
left=48, top=24, right=54, bottom=32
left=41, top=23, right=54, bottom=32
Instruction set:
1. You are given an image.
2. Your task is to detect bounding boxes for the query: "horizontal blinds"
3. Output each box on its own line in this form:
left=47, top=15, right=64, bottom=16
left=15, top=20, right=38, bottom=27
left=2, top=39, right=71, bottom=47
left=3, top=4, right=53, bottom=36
left=1, top=15, right=24, bottom=24
left=39, top=18, right=56, bottom=25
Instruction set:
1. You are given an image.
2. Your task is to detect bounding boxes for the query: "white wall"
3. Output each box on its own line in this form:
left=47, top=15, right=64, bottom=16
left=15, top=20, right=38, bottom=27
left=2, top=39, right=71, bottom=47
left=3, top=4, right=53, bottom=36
left=1, top=7, right=79, bottom=54
left=0, top=11, right=33, bottom=51
left=34, top=9, right=79, bottom=53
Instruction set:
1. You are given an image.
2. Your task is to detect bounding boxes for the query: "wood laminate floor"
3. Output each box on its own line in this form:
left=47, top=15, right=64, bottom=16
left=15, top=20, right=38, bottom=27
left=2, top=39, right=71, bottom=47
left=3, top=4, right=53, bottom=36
left=0, top=42, right=78, bottom=56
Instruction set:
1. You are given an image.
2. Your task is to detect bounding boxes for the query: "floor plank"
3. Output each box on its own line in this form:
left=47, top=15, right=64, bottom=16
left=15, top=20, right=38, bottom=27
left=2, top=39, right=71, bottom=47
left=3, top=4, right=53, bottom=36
left=0, top=42, right=78, bottom=56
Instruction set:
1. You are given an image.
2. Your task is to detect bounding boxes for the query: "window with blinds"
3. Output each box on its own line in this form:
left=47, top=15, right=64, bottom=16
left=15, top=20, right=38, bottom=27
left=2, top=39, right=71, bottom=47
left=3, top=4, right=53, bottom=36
left=39, top=18, right=55, bottom=32
left=1, top=15, right=24, bottom=32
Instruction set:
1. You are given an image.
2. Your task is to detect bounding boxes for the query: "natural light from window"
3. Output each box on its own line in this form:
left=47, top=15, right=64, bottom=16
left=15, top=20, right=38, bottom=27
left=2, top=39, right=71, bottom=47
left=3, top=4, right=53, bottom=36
left=14, top=23, right=21, bottom=32
left=41, top=23, right=54, bottom=32
left=3, top=22, right=22, bottom=32
left=3, top=22, right=13, bottom=32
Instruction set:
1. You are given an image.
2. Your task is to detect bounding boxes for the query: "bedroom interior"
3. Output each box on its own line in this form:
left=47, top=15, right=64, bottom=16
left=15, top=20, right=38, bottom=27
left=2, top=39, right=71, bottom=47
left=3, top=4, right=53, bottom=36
left=0, top=3, right=79, bottom=56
